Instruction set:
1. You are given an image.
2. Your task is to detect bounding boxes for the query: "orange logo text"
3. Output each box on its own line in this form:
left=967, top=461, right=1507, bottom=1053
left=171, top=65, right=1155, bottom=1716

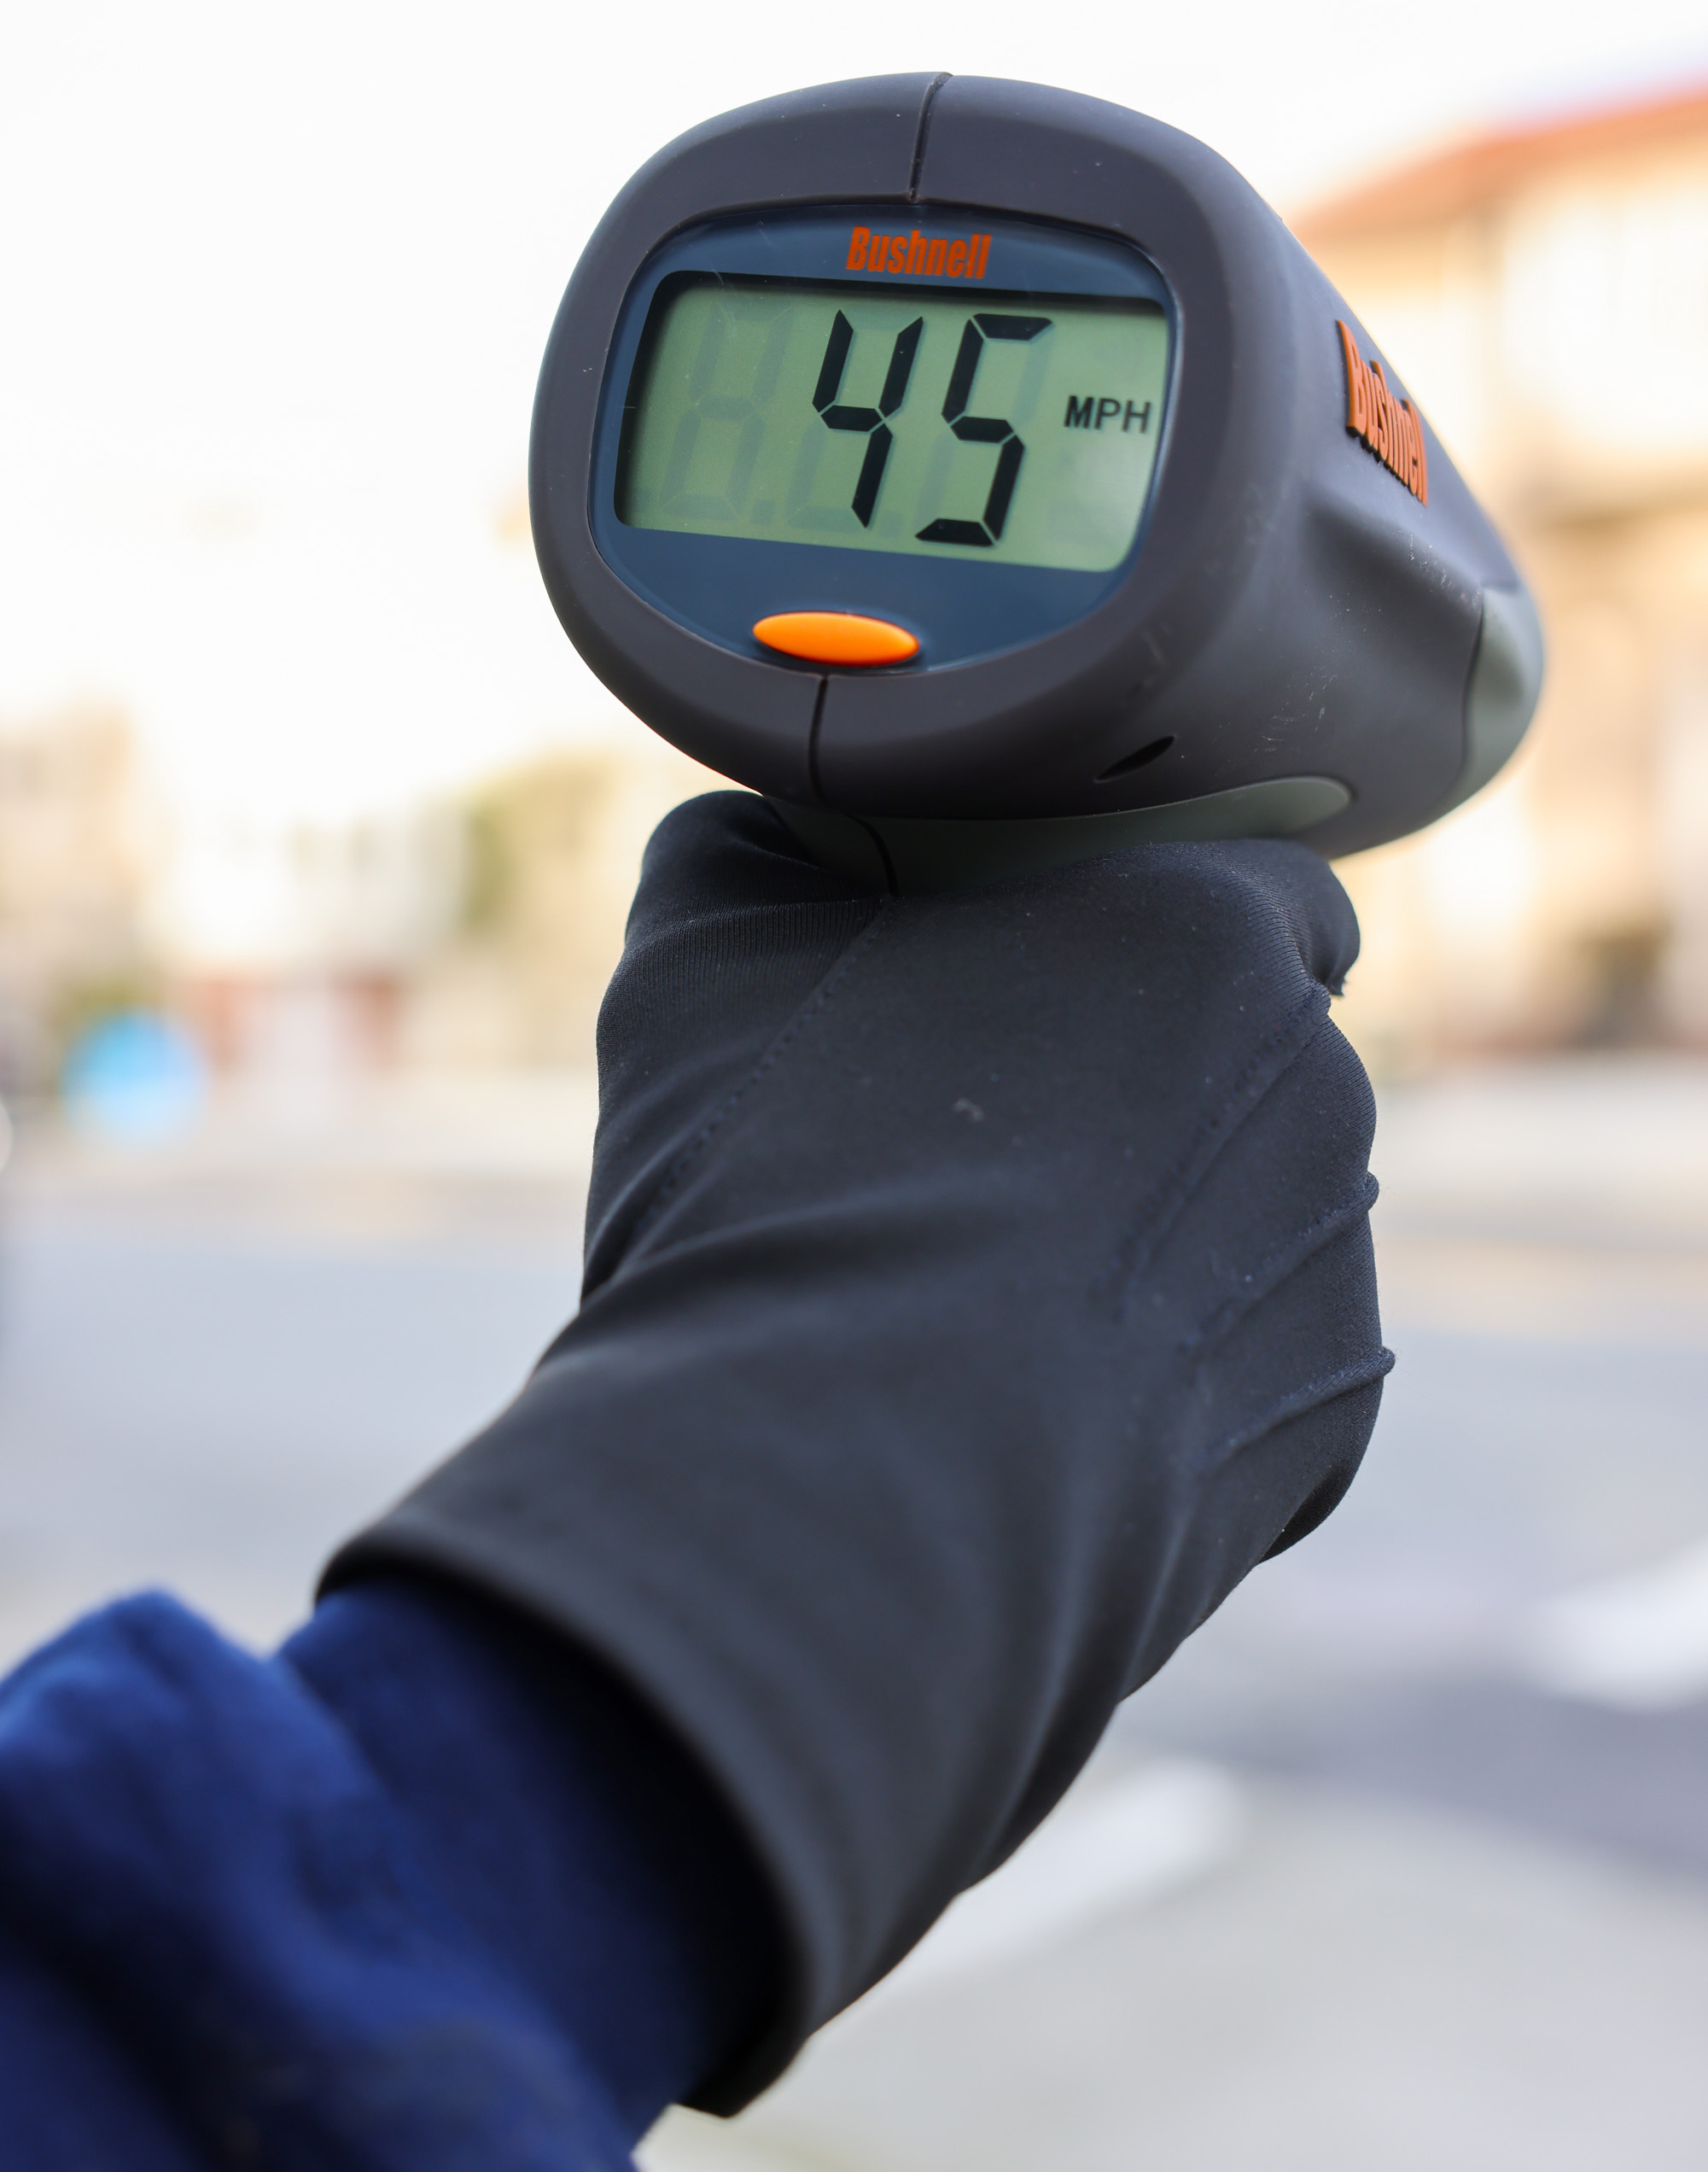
left=1337, top=321, right=1428, bottom=505
left=847, top=227, right=991, bottom=279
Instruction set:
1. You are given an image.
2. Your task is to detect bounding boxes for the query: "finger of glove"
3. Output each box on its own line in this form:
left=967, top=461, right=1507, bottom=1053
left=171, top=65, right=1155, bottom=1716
left=623, top=791, right=875, bottom=937
left=621, top=791, right=1354, bottom=995
left=1195, top=837, right=1362, bottom=995
left=588, top=795, right=885, bottom=1294
left=587, top=803, right=1361, bottom=1298
left=621, top=797, right=1357, bottom=990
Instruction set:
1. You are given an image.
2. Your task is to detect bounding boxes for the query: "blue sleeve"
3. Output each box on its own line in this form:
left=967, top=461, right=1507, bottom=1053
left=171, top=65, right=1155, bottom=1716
left=0, top=1581, right=783, bottom=2170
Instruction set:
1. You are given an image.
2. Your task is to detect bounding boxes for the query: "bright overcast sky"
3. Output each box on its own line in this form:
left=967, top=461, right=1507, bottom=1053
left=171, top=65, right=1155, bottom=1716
left=3, top=1, right=1705, bottom=827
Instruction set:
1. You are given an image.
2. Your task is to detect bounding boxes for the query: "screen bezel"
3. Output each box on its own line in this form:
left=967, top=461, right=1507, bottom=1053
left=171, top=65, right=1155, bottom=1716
left=588, top=207, right=1177, bottom=672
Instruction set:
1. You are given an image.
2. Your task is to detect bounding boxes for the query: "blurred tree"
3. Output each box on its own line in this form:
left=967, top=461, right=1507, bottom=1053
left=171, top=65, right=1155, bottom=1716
left=403, top=741, right=725, bottom=1070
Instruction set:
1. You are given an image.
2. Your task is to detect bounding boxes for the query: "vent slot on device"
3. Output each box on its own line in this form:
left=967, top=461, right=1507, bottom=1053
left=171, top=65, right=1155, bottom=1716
left=1097, top=735, right=1175, bottom=781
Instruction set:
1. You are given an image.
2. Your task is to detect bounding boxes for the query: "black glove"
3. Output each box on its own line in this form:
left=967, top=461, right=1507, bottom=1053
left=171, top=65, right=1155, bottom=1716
left=326, top=792, right=1390, bottom=2109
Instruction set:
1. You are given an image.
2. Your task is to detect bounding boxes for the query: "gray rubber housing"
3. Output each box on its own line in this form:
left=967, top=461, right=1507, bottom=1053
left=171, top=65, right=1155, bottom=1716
left=530, top=75, right=1543, bottom=863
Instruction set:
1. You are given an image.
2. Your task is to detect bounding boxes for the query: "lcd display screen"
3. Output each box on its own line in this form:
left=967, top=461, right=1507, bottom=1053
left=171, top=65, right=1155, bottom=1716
left=617, top=277, right=1169, bottom=575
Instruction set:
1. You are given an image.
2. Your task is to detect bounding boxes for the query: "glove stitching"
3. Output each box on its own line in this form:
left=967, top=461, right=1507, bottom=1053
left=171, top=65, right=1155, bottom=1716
left=1175, top=1171, right=1381, bottom=1357
left=626, top=907, right=895, bottom=1253
left=1094, top=986, right=1332, bottom=1318
left=1186, top=1345, right=1396, bottom=1474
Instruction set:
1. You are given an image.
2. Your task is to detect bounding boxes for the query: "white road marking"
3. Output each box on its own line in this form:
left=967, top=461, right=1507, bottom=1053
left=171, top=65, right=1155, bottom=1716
left=1515, top=1538, right=1708, bottom=1708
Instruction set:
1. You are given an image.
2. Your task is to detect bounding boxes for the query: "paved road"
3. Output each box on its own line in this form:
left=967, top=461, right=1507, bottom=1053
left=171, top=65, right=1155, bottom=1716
left=2, top=1056, right=1705, bottom=2169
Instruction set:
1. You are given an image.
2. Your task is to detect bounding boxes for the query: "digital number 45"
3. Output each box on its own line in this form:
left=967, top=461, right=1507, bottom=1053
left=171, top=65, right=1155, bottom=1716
left=813, top=311, right=1054, bottom=545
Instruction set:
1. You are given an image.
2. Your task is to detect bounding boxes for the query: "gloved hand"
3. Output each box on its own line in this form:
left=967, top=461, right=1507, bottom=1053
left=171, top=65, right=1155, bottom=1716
left=327, top=791, right=1390, bottom=2109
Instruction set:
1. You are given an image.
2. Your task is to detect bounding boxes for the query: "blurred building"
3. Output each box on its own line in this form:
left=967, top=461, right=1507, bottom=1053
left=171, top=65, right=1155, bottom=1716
left=0, top=700, right=719, bottom=1101
left=158, top=741, right=723, bottom=1084
left=1301, top=81, right=1708, bottom=1066
left=0, top=708, right=153, bottom=1097
left=161, top=807, right=463, bottom=1087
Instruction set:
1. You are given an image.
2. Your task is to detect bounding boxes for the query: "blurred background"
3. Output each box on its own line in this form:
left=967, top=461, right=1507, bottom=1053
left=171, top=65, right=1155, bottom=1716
left=4, top=4, right=1708, bottom=2165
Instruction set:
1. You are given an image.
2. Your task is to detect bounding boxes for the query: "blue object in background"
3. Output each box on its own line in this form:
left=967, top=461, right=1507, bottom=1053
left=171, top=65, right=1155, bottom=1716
left=62, top=1013, right=207, bottom=1144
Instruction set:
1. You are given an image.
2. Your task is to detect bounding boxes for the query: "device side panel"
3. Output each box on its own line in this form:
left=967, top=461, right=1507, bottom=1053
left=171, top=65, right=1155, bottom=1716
left=1276, top=231, right=1530, bottom=853
left=1143, top=238, right=1485, bottom=857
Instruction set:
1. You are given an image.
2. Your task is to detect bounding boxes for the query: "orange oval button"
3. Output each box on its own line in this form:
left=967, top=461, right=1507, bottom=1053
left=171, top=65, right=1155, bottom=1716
left=753, top=611, right=919, bottom=667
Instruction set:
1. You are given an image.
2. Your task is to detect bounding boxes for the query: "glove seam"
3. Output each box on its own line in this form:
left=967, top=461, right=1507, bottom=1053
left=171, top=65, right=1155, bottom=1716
left=1095, top=985, right=1332, bottom=1317
left=1176, top=1171, right=1381, bottom=1358
left=1188, top=1345, right=1396, bottom=1474
left=625, top=906, right=894, bottom=1254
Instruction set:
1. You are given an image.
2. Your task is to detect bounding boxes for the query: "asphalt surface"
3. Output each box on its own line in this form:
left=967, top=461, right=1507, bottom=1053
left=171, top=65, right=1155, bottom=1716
left=2, top=1055, right=1705, bottom=2169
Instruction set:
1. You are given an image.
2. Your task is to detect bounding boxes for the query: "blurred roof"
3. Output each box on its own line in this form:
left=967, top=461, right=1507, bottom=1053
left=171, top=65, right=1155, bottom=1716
left=1297, top=78, right=1708, bottom=241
